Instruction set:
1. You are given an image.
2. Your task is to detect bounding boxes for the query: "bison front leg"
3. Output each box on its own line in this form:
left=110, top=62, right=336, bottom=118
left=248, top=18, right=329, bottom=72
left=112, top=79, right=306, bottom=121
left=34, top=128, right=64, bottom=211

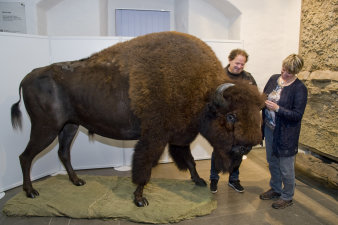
left=169, top=144, right=207, bottom=186
left=133, top=184, right=148, bottom=207
left=132, top=138, right=166, bottom=207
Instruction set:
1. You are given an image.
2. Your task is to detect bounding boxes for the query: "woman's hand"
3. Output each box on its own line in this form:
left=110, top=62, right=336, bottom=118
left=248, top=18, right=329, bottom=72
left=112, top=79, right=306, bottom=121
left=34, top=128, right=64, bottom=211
left=265, top=100, right=279, bottom=112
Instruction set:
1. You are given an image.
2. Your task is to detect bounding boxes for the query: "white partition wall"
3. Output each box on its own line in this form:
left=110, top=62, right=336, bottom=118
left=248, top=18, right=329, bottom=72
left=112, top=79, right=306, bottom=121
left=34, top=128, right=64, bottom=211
left=204, top=39, right=244, bottom=67
left=50, top=36, right=122, bottom=62
left=0, top=33, right=54, bottom=192
left=0, top=32, right=242, bottom=192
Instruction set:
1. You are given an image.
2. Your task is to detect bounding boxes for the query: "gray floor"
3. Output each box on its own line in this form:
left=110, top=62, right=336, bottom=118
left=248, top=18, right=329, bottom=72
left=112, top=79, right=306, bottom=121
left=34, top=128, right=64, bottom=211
left=1, top=149, right=337, bottom=225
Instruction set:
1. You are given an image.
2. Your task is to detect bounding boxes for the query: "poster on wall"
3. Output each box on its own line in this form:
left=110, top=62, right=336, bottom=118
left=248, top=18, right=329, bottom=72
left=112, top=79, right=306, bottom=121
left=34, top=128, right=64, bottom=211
left=0, top=2, right=26, bottom=33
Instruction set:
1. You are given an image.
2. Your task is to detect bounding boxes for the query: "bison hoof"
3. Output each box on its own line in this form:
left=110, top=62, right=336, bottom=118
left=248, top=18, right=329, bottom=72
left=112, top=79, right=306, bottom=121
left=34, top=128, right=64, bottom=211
left=194, top=178, right=207, bottom=186
left=73, top=178, right=86, bottom=186
left=26, top=189, right=40, bottom=198
left=134, top=197, right=149, bottom=207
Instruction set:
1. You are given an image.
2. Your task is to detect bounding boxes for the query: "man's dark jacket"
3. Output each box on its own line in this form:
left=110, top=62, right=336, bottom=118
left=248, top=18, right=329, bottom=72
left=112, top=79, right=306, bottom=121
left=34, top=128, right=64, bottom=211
left=225, top=64, right=257, bottom=86
left=262, top=74, right=308, bottom=157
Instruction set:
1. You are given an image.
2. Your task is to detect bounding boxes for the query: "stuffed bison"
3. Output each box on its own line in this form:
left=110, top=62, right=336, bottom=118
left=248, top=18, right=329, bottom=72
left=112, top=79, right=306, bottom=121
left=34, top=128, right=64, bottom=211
left=11, top=31, right=265, bottom=207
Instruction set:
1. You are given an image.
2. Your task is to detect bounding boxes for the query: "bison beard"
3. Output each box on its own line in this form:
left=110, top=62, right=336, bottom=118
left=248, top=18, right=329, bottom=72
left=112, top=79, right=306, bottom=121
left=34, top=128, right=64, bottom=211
left=214, top=151, right=237, bottom=174
left=11, top=31, right=265, bottom=207
left=213, top=147, right=250, bottom=174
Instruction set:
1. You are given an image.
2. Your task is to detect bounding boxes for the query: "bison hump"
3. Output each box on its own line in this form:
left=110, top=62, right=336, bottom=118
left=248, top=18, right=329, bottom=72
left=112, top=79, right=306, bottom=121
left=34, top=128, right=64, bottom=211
left=114, top=32, right=225, bottom=133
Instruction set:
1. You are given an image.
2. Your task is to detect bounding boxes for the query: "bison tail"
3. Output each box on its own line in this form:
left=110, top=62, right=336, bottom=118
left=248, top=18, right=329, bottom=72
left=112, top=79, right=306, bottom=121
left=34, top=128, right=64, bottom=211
left=11, top=85, right=23, bottom=130
left=88, top=130, right=95, bottom=142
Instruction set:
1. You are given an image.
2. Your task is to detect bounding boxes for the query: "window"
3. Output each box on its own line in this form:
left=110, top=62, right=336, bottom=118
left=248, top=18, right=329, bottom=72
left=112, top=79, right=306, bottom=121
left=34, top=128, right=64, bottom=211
left=115, top=9, right=170, bottom=37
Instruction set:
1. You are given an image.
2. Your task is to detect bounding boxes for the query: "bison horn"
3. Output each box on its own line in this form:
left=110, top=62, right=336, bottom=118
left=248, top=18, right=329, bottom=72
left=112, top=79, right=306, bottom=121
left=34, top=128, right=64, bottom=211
left=213, top=83, right=235, bottom=107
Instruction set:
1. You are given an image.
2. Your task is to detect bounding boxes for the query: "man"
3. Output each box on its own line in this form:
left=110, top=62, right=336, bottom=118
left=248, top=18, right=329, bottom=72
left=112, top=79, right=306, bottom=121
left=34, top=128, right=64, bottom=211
left=210, top=49, right=257, bottom=193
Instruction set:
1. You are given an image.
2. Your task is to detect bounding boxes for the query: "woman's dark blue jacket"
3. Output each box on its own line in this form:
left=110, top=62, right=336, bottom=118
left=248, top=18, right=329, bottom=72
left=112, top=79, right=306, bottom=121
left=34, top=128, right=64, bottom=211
left=262, top=74, right=308, bottom=157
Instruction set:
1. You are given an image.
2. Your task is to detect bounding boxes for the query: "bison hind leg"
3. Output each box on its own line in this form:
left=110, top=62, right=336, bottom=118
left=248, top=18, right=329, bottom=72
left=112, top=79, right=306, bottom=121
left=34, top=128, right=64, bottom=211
left=20, top=124, right=59, bottom=198
left=168, top=144, right=207, bottom=186
left=168, top=144, right=190, bottom=170
left=57, top=124, right=85, bottom=186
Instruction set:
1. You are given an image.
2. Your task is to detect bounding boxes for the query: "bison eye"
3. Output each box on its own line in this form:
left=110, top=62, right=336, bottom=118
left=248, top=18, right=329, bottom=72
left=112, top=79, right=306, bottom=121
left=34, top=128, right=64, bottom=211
left=226, top=113, right=236, bottom=123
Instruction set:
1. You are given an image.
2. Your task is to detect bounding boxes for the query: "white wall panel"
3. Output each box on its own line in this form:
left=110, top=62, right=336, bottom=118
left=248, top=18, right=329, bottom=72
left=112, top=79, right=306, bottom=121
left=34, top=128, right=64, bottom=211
left=69, top=129, right=125, bottom=170
left=204, top=39, right=243, bottom=67
left=188, top=0, right=230, bottom=39
left=0, top=33, right=55, bottom=192
left=46, top=0, right=103, bottom=36
left=49, top=36, right=121, bottom=62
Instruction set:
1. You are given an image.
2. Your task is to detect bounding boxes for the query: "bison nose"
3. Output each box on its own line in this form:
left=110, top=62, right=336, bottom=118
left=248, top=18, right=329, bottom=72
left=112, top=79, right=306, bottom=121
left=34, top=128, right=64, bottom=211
left=239, top=146, right=246, bottom=155
left=242, top=146, right=251, bottom=155
left=238, top=146, right=249, bottom=155
left=232, top=146, right=252, bottom=156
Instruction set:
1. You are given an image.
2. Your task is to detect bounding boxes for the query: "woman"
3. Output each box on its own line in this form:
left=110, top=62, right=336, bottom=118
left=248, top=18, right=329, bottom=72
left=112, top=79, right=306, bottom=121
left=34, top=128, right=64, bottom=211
left=260, top=54, right=308, bottom=209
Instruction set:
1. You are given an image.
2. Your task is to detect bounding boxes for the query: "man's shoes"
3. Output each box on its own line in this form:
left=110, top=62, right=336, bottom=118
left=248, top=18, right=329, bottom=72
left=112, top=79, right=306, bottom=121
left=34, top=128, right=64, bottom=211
left=210, top=179, right=218, bottom=193
left=228, top=180, right=244, bottom=193
left=259, top=189, right=281, bottom=200
left=272, top=198, right=293, bottom=209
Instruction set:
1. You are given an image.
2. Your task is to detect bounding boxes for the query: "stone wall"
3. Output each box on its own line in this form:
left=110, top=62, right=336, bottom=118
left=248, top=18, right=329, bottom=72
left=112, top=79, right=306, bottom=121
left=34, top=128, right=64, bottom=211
left=298, top=0, right=337, bottom=160
left=299, top=0, right=337, bottom=72
left=298, top=71, right=338, bottom=159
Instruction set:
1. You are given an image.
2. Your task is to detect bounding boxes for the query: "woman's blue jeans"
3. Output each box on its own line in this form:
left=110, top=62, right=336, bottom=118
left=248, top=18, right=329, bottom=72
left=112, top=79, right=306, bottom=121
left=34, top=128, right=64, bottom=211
left=264, top=125, right=295, bottom=200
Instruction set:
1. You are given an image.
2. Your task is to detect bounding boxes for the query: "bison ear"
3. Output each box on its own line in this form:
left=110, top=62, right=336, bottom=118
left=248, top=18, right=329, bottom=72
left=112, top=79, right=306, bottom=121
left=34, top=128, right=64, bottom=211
left=213, top=83, right=234, bottom=109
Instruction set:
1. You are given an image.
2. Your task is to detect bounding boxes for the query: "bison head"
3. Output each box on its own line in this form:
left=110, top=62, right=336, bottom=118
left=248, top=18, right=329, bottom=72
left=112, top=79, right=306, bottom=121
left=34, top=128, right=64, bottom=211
left=200, top=80, right=265, bottom=174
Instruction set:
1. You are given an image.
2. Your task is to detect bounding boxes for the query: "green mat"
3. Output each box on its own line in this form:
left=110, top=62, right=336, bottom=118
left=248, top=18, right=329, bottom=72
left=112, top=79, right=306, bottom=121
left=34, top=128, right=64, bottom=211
left=3, top=175, right=217, bottom=223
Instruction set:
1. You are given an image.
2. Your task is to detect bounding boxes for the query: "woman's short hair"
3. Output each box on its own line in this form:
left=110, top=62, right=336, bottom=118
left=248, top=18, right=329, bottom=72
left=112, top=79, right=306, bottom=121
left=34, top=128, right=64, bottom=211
left=282, top=54, right=304, bottom=74
left=228, top=49, right=249, bottom=62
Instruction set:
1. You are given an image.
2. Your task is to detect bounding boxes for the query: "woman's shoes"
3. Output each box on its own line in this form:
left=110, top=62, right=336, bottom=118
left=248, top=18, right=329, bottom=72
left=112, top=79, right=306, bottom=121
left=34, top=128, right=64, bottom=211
left=260, top=189, right=293, bottom=209
left=272, top=199, right=293, bottom=209
left=259, top=189, right=281, bottom=200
